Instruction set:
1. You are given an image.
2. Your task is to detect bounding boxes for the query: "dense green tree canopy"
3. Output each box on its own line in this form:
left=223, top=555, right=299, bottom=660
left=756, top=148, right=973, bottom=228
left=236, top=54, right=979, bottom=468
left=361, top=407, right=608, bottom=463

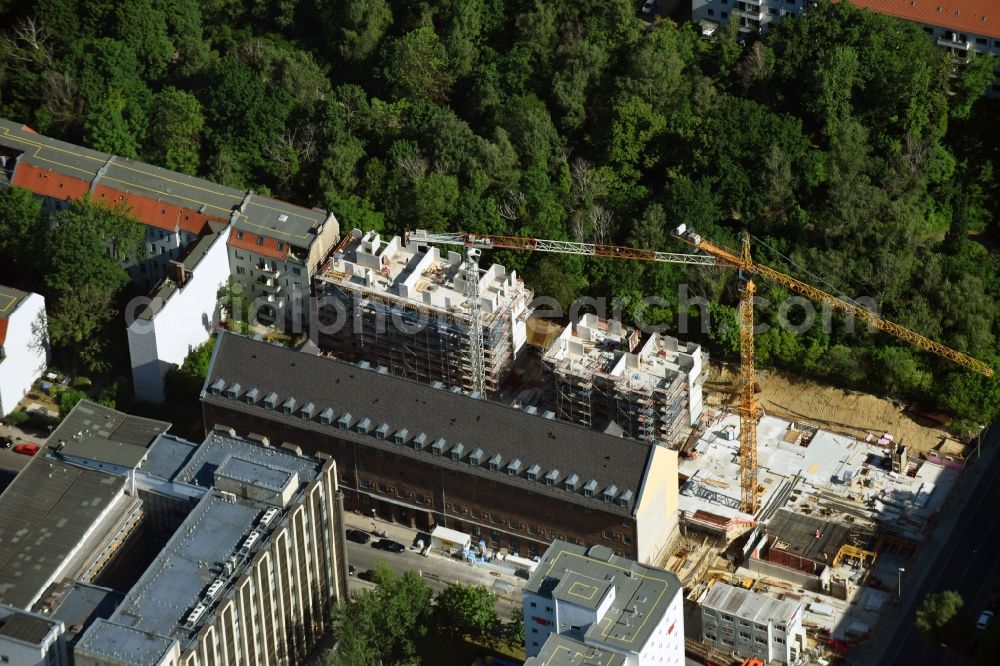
left=0, top=0, right=998, bottom=425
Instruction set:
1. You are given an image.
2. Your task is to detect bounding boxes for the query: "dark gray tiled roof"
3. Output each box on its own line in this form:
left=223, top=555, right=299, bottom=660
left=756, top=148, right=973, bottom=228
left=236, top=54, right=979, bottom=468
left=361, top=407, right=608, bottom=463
left=203, top=333, right=652, bottom=513
left=49, top=400, right=170, bottom=449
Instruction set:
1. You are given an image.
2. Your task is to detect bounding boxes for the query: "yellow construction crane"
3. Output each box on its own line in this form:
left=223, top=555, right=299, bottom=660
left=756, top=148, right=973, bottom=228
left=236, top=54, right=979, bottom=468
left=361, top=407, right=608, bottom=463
left=408, top=228, right=993, bottom=515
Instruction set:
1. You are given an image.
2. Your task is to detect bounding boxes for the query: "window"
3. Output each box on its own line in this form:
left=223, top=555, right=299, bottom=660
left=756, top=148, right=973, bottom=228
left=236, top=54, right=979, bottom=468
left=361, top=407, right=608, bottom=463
left=237, top=266, right=245, bottom=275
left=775, top=637, right=785, bottom=644
left=257, top=235, right=265, bottom=246
left=293, top=267, right=302, bottom=276
left=530, top=602, right=536, bottom=608
left=768, top=7, right=777, bottom=14
left=740, top=620, right=750, bottom=627
left=976, top=37, right=987, bottom=45
left=755, top=637, right=768, bottom=645
left=277, top=241, right=285, bottom=251
left=722, top=11, right=728, bottom=17
left=722, top=614, right=734, bottom=623
left=237, top=231, right=244, bottom=240
left=739, top=631, right=751, bottom=639
left=707, top=8, right=714, bottom=15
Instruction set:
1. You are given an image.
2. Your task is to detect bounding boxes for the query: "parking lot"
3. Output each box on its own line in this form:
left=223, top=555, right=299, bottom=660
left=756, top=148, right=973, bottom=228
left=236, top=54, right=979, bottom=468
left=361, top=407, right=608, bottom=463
left=0, top=422, right=45, bottom=493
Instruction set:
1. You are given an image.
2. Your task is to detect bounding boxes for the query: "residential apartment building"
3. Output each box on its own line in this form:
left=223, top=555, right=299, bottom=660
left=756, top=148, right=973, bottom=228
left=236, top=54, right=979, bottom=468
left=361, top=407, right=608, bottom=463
left=0, top=285, right=47, bottom=416
left=201, top=332, right=682, bottom=563
left=543, top=314, right=706, bottom=445
left=127, top=222, right=231, bottom=402
left=314, top=229, right=532, bottom=396
left=0, top=119, right=340, bottom=320
left=700, top=583, right=805, bottom=665
left=692, top=0, right=1000, bottom=95
left=523, top=540, right=685, bottom=664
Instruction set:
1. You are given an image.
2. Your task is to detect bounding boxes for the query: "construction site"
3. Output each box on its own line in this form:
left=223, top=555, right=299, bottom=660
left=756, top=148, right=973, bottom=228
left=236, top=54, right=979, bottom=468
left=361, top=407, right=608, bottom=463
left=540, top=313, right=707, bottom=445
left=306, top=227, right=990, bottom=665
left=313, top=228, right=533, bottom=396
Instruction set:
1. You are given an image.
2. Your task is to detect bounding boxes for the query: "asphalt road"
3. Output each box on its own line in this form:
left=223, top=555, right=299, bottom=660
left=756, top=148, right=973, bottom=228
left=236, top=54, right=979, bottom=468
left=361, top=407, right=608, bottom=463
left=879, top=444, right=1000, bottom=666
left=343, top=538, right=524, bottom=619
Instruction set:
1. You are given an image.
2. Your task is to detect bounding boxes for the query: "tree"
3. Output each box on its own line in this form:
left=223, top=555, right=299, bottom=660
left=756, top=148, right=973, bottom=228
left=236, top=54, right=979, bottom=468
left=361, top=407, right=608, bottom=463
left=319, top=0, right=393, bottom=63
left=164, top=337, right=217, bottom=403
left=915, top=590, right=967, bottom=645
left=217, top=278, right=252, bottom=334
left=58, top=388, right=87, bottom=416
left=434, top=584, right=499, bottom=639
left=381, top=27, right=455, bottom=103
left=146, top=87, right=204, bottom=174
left=327, top=563, right=432, bottom=664
left=46, top=283, right=118, bottom=373
left=0, top=186, right=45, bottom=279
left=503, top=604, right=525, bottom=646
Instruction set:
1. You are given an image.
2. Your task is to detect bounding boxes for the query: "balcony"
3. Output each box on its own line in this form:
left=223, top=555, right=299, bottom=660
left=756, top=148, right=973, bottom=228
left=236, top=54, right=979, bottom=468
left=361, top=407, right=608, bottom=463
left=258, top=262, right=281, bottom=277
left=733, top=5, right=764, bottom=20
left=937, top=34, right=970, bottom=49
left=258, top=276, right=284, bottom=293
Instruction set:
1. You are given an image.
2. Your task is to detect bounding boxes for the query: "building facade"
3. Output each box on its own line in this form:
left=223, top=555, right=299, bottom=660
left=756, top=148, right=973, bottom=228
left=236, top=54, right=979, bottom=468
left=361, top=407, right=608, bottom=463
left=127, top=222, right=231, bottom=402
left=0, top=605, right=67, bottom=666
left=692, top=0, right=1000, bottom=95
left=523, top=541, right=685, bottom=664
left=543, top=314, right=706, bottom=445
left=0, top=285, right=47, bottom=417
left=314, top=229, right=532, bottom=396
left=201, top=332, right=681, bottom=563
left=700, top=583, right=805, bottom=665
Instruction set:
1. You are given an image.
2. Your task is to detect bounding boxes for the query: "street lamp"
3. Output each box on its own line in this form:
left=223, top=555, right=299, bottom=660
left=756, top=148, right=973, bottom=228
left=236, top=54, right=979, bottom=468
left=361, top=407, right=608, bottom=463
left=897, top=567, right=905, bottom=599
left=976, top=424, right=986, bottom=459
left=371, top=508, right=377, bottom=533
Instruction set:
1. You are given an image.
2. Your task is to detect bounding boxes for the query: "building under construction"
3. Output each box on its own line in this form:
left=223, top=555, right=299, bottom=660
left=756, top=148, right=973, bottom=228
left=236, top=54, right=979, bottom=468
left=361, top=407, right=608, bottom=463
left=542, top=314, right=706, bottom=445
left=314, top=229, right=533, bottom=396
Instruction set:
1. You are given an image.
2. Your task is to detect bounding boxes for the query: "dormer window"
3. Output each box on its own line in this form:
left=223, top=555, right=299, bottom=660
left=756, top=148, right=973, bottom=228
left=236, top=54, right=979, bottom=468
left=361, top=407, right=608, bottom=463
left=602, top=485, right=618, bottom=503
left=526, top=464, right=541, bottom=481
left=488, top=454, right=501, bottom=471
left=357, top=417, right=371, bottom=434
left=469, top=448, right=483, bottom=465
left=450, top=443, right=464, bottom=461
left=263, top=392, right=278, bottom=409
left=300, top=402, right=315, bottom=419
left=375, top=423, right=389, bottom=440
left=338, top=412, right=352, bottom=429
left=281, top=397, right=296, bottom=414
left=618, top=489, right=633, bottom=507
left=209, top=379, right=225, bottom=395
left=319, top=407, right=334, bottom=425
left=413, top=432, right=427, bottom=450
left=506, top=459, right=522, bottom=476
left=431, top=438, right=446, bottom=455
left=244, top=388, right=259, bottom=405
left=545, top=469, right=559, bottom=486
left=394, top=428, right=409, bottom=444
left=224, top=383, right=241, bottom=399
left=565, top=474, right=579, bottom=492
left=583, top=479, right=598, bottom=498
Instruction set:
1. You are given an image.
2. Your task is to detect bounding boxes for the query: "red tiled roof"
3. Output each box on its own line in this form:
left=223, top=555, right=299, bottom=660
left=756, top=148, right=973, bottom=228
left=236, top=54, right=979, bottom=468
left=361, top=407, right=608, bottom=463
left=227, top=228, right=290, bottom=260
left=11, top=163, right=89, bottom=200
left=91, top=185, right=225, bottom=235
left=0, top=319, right=7, bottom=347
left=847, top=0, right=1000, bottom=39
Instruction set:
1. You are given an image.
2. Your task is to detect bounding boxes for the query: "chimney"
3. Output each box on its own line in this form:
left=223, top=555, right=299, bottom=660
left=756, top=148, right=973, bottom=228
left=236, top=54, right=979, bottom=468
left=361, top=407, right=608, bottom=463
left=168, top=259, right=187, bottom=286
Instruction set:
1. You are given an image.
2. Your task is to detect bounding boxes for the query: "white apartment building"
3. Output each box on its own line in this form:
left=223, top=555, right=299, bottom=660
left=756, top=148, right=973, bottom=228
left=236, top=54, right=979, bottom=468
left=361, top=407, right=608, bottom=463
left=692, top=0, right=1000, bottom=95
left=0, top=605, right=68, bottom=666
left=523, top=541, right=685, bottom=665
left=0, top=286, right=48, bottom=417
left=700, top=583, right=805, bottom=665
left=127, top=221, right=231, bottom=402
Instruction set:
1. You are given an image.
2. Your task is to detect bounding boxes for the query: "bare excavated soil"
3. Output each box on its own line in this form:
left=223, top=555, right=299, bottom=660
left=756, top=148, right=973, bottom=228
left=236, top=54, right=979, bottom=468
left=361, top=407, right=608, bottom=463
left=706, top=363, right=956, bottom=455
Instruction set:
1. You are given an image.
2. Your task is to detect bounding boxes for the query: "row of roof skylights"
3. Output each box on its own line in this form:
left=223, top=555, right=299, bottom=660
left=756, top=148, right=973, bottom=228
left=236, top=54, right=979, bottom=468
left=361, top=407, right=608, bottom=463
left=207, top=377, right=633, bottom=508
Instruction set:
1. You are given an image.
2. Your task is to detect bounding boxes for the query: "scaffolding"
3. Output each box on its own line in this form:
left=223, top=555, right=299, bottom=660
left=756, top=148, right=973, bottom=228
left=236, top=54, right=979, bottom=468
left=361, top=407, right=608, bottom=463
left=314, top=229, right=533, bottom=396
left=543, top=314, right=706, bottom=445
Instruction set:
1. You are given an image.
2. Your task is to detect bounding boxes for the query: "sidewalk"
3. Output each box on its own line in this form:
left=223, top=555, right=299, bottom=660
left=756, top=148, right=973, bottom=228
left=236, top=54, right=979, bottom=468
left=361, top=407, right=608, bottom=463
left=849, top=434, right=1000, bottom=665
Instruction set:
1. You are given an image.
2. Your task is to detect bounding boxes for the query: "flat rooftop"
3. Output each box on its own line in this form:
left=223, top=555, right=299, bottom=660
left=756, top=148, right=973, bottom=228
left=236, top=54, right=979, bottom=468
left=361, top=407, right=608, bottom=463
left=138, top=434, right=199, bottom=481
left=702, top=582, right=800, bottom=626
left=233, top=194, right=330, bottom=247
left=76, top=619, right=176, bottom=664
left=203, top=332, right=651, bottom=513
left=0, top=284, right=29, bottom=320
left=47, top=582, right=125, bottom=644
left=318, top=228, right=531, bottom=320
left=525, top=634, right=624, bottom=666
left=0, top=610, right=58, bottom=645
left=0, top=458, right=124, bottom=609
left=526, top=541, right=682, bottom=652
left=49, top=400, right=170, bottom=450
left=59, top=436, right=149, bottom=469
left=174, top=431, right=324, bottom=489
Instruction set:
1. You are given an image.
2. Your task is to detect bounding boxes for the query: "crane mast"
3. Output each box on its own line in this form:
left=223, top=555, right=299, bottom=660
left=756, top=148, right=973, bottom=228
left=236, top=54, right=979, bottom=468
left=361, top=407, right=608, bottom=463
left=409, top=227, right=992, bottom=517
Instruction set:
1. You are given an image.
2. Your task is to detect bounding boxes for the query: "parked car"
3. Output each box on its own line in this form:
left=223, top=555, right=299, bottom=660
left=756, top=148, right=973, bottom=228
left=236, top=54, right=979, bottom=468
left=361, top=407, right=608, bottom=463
left=345, top=529, right=371, bottom=545
left=13, top=443, right=38, bottom=456
left=371, top=538, right=406, bottom=553
left=641, top=0, right=657, bottom=14
left=348, top=564, right=356, bottom=577
left=0, top=436, right=13, bottom=449
left=977, top=610, right=994, bottom=630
